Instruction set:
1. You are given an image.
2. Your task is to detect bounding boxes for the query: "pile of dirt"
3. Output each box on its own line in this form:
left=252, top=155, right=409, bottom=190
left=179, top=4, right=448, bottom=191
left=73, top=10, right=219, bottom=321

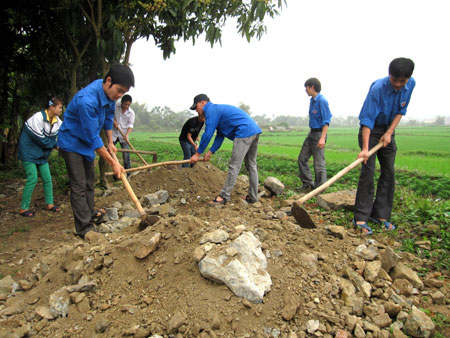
left=0, top=162, right=448, bottom=338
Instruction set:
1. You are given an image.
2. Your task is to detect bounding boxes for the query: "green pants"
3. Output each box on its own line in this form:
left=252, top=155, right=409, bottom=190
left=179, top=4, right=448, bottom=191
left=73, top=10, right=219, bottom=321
left=20, top=161, right=53, bottom=210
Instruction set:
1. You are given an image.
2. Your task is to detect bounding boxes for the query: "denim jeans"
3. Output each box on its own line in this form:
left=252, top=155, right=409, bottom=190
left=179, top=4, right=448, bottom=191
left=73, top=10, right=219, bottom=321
left=114, top=140, right=131, bottom=170
left=180, top=140, right=196, bottom=168
left=298, top=131, right=327, bottom=188
left=220, top=134, right=260, bottom=202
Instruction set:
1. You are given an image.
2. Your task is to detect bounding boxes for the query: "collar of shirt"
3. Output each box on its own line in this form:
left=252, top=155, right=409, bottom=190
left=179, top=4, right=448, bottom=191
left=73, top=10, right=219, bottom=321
left=311, top=93, right=322, bottom=103
left=44, top=109, right=58, bottom=125
left=385, top=76, right=411, bottom=95
left=98, top=81, right=114, bottom=108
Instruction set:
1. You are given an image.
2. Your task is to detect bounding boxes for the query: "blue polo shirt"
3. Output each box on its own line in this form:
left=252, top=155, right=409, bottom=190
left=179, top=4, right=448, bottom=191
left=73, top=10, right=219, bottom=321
left=57, top=80, right=115, bottom=161
left=197, top=102, right=262, bottom=154
left=309, top=93, right=332, bottom=129
left=359, top=76, right=416, bottom=130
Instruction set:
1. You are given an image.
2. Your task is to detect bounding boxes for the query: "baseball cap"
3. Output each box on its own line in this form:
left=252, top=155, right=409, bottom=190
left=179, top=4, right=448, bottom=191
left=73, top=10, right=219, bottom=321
left=190, top=94, right=210, bottom=110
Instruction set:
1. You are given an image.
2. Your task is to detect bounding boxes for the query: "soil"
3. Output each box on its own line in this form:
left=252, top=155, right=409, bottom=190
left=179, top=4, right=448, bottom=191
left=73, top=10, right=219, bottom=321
left=0, top=162, right=448, bottom=337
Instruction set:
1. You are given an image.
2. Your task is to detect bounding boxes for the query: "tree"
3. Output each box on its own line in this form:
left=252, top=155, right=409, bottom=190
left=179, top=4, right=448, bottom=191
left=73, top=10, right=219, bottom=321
left=239, top=102, right=252, bottom=115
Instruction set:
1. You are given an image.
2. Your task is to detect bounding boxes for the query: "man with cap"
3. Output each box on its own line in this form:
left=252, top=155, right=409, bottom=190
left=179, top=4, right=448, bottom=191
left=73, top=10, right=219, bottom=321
left=189, top=94, right=262, bottom=204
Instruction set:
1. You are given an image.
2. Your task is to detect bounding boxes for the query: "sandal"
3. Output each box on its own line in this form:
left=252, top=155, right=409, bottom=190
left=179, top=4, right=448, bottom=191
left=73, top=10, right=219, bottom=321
left=353, top=219, right=373, bottom=235
left=244, top=195, right=257, bottom=204
left=45, top=205, right=61, bottom=212
left=20, top=210, right=35, bottom=217
left=210, top=196, right=227, bottom=205
left=369, top=217, right=396, bottom=230
left=92, top=209, right=106, bottom=224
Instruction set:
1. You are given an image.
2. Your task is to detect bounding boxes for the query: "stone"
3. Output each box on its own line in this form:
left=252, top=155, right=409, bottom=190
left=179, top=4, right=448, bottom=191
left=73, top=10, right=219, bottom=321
left=383, top=301, right=402, bottom=317
left=403, top=306, right=435, bottom=338
left=364, top=260, right=381, bottom=282
left=371, top=313, right=392, bottom=328
left=390, top=262, right=424, bottom=289
left=423, top=278, right=444, bottom=288
left=306, top=319, right=320, bottom=333
left=316, top=190, right=356, bottom=211
left=431, top=290, right=446, bottom=305
left=134, top=233, right=161, bottom=259
left=35, top=306, right=55, bottom=320
left=325, top=225, right=346, bottom=239
left=345, top=267, right=371, bottom=298
left=355, top=244, right=378, bottom=261
left=393, top=278, right=413, bottom=296
left=95, top=319, right=110, bottom=333
left=49, top=287, right=70, bottom=317
left=143, top=190, right=169, bottom=206
left=85, top=231, right=107, bottom=244
left=199, top=229, right=229, bottom=244
left=193, top=246, right=207, bottom=262
left=199, top=232, right=272, bottom=303
left=0, top=305, right=23, bottom=316
left=167, top=311, right=187, bottom=334
left=264, top=176, right=285, bottom=195
left=0, top=275, right=18, bottom=295
left=104, top=207, right=119, bottom=221
left=380, top=247, right=399, bottom=273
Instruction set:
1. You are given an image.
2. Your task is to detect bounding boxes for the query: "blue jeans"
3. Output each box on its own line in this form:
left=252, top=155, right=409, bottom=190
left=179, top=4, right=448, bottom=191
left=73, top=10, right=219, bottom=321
left=180, top=140, right=195, bottom=168
left=114, top=139, right=131, bottom=171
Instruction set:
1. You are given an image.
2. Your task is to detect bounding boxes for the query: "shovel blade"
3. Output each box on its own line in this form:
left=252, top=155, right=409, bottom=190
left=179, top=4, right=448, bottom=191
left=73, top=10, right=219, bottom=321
left=291, top=202, right=316, bottom=229
left=138, top=215, right=160, bottom=231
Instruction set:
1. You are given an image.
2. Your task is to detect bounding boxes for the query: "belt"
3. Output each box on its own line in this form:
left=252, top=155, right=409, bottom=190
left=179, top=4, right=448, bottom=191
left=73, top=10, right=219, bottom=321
left=310, top=128, right=322, bottom=132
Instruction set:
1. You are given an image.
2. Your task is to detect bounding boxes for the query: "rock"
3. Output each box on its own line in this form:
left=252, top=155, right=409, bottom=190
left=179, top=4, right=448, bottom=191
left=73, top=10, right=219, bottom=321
left=35, top=306, right=55, bottom=320
left=355, top=244, right=378, bottom=261
left=380, top=247, right=399, bottom=273
left=0, top=275, right=18, bottom=295
left=392, top=328, right=408, bottom=338
left=263, top=177, right=285, bottom=195
left=193, top=246, right=207, bottom=262
left=143, top=190, right=169, bottom=206
left=134, top=233, right=161, bottom=259
left=199, top=232, right=272, bottom=303
left=70, top=292, right=85, bottom=304
left=431, top=291, right=446, bottom=305
left=390, top=262, right=424, bottom=289
left=95, top=319, right=110, bottom=333
left=18, top=279, right=33, bottom=291
left=49, top=287, right=70, bottom=317
left=403, top=306, right=435, bottom=338
left=316, top=190, right=356, bottom=211
left=85, top=231, right=107, bottom=244
left=0, top=305, right=23, bottom=316
left=345, top=267, right=371, bottom=298
left=393, top=278, right=414, bottom=296
left=423, top=278, right=444, bottom=288
left=281, top=292, right=300, bottom=321
left=353, top=324, right=365, bottom=338
left=199, top=229, right=229, bottom=244
left=77, top=297, right=91, bottom=313
left=364, top=260, right=381, bottom=282
left=371, top=313, right=392, bottom=328
left=104, top=207, right=119, bottom=221
left=66, top=280, right=97, bottom=293
left=306, top=319, right=320, bottom=333
left=325, top=225, right=346, bottom=239
left=167, top=311, right=187, bottom=334
left=383, top=301, right=402, bottom=317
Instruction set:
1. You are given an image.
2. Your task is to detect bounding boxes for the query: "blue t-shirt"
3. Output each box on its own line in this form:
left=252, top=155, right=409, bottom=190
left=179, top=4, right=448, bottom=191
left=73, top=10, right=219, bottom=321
left=359, top=76, right=416, bottom=130
left=197, top=102, right=262, bottom=154
left=308, top=93, right=332, bottom=129
left=57, top=79, right=115, bottom=161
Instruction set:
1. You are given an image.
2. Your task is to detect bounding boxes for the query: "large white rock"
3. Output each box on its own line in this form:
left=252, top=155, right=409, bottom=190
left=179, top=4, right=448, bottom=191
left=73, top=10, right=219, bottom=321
left=198, top=232, right=272, bottom=303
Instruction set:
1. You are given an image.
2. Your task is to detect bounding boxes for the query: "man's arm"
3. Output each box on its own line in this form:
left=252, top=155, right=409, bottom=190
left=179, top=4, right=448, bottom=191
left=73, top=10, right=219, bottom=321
left=187, top=132, right=198, bottom=151
left=96, top=146, right=123, bottom=177
left=125, top=127, right=133, bottom=140
left=357, top=126, right=371, bottom=164
left=317, top=125, right=329, bottom=149
left=381, top=114, right=402, bottom=147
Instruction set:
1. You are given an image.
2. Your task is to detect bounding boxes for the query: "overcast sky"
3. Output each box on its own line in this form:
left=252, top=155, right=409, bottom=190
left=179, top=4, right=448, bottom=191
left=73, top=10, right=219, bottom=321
left=128, top=0, right=449, bottom=121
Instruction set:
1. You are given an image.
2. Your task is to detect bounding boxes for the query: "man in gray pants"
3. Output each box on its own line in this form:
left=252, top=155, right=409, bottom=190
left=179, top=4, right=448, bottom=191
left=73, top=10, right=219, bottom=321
left=298, top=78, right=332, bottom=191
left=189, top=94, right=262, bottom=204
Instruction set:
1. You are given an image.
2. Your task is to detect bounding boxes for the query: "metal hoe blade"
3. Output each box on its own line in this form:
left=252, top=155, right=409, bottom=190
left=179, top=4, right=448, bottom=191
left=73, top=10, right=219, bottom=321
left=291, top=202, right=316, bottom=229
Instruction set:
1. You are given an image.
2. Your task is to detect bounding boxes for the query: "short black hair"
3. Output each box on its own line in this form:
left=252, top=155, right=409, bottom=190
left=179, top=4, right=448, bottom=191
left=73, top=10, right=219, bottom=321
left=389, top=58, right=415, bottom=78
left=103, top=64, right=135, bottom=88
left=304, top=78, right=321, bottom=92
left=121, top=94, right=132, bottom=103
left=45, top=96, right=63, bottom=109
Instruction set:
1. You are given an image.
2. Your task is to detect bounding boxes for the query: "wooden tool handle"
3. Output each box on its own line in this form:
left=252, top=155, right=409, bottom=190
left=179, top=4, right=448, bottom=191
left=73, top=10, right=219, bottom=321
left=105, top=158, right=206, bottom=176
left=118, top=128, right=148, bottom=165
left=111, top=153, right=146, bottom=216
left=297, top=142, right=383, bottom=204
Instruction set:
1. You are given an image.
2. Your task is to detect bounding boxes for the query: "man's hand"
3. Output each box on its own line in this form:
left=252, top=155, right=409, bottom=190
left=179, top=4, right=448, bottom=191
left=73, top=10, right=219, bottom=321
left=111, top=160, right=124, bottom=179
left=194, top=144, right=199, bottom=151
left=317, top=138, right=326, bottom=149
left=107, top=142, right=117, bottom=155
left=380, top=132, right=392, bottom=147
left=190, top=152, right=200, bottom=164
left=113, top=120, right=119, bottom=129
left=357, top=149, right=370, bottom=164
left=204, top=150, right=212, bottom=161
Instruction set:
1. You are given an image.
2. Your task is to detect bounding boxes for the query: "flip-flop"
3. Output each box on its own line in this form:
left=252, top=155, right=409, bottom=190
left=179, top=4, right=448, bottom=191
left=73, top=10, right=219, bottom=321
left=45, top=205, right=61, bottom=212
left=353, top=219, right=373, bottom=235
left=243, top=195, right=257, bottom=204
left=210, top=196, right=227, bottom=205
left=369, top=217, right=396, bottom=230
left=92, top=209, right=106, bottom=224
left=20, top=210, right=35, bottom=217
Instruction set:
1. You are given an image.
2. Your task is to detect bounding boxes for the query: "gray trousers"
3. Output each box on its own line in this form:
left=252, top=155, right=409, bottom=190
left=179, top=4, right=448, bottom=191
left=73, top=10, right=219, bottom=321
left=60, top=150, right=96, bottom=236
left=354, top=126, right=397, bottom=222
left=220, top=134, right=260, bottom=202
left=298, top=131, right=327, bottom=188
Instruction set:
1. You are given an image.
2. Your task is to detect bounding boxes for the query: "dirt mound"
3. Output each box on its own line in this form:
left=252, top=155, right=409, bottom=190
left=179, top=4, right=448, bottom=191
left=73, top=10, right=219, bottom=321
left=0, top=163, right=448, bottom=337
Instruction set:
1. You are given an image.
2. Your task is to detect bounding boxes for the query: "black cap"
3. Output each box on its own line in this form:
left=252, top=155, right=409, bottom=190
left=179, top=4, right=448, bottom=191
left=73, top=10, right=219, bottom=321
left=190, top=94, right=210, bottom=110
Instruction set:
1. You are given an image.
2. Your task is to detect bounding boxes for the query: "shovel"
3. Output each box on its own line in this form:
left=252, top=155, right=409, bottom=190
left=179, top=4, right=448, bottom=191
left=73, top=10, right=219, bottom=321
left=105, top=158, right=206, bottom=176
left=117, top=128, right=148, bottom=165
left=291, top=142, right=383, bottom=228
left=111, top=153, right=159, bottom=231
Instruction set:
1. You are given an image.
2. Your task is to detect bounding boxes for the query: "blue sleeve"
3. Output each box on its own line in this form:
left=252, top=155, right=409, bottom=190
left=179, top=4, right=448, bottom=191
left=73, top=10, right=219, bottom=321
left=78, top=100, right=104, bottom=149
left=103, top=109, right=114, bottom=130
left=400, top=78, right=416, bottom=115
left=359, top=86, right=381, bottom=130
left=197, top=106, right=220, bottom=154
left=210, top=132, right=225, bottom=154
left=319, top=99, right=332, bottom=126
left=23, top=124, right=56, bottom=150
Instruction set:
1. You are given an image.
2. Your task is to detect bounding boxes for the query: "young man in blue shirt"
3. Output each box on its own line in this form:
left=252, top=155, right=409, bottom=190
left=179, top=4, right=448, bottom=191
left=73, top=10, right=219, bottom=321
left=189, top=94, right=262, bottom=204
left=354, top=57, right=415, bottom=234
left=58, top=64, right=134, bottom=238
left=298, top=78, right=332, bottom=191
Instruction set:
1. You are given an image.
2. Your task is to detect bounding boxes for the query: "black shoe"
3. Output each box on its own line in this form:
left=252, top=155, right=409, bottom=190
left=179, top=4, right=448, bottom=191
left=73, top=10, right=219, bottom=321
left=296, top=184, right=313, bottom=192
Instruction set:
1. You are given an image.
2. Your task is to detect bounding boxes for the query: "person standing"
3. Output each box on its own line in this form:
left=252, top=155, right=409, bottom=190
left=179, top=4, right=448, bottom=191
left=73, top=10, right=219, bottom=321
left=353, top=57, right=416, bottom=234
left=297, top=78, right=332, bottom=192
left=18, top=97, right=63, bottom=217
left=112, top=94, right=135, bottom=175
left=57, top=64, right=134, bottom=238
left=179, top=115, right=204, bottom=168
left=189, top=94, right=262, bottom=204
